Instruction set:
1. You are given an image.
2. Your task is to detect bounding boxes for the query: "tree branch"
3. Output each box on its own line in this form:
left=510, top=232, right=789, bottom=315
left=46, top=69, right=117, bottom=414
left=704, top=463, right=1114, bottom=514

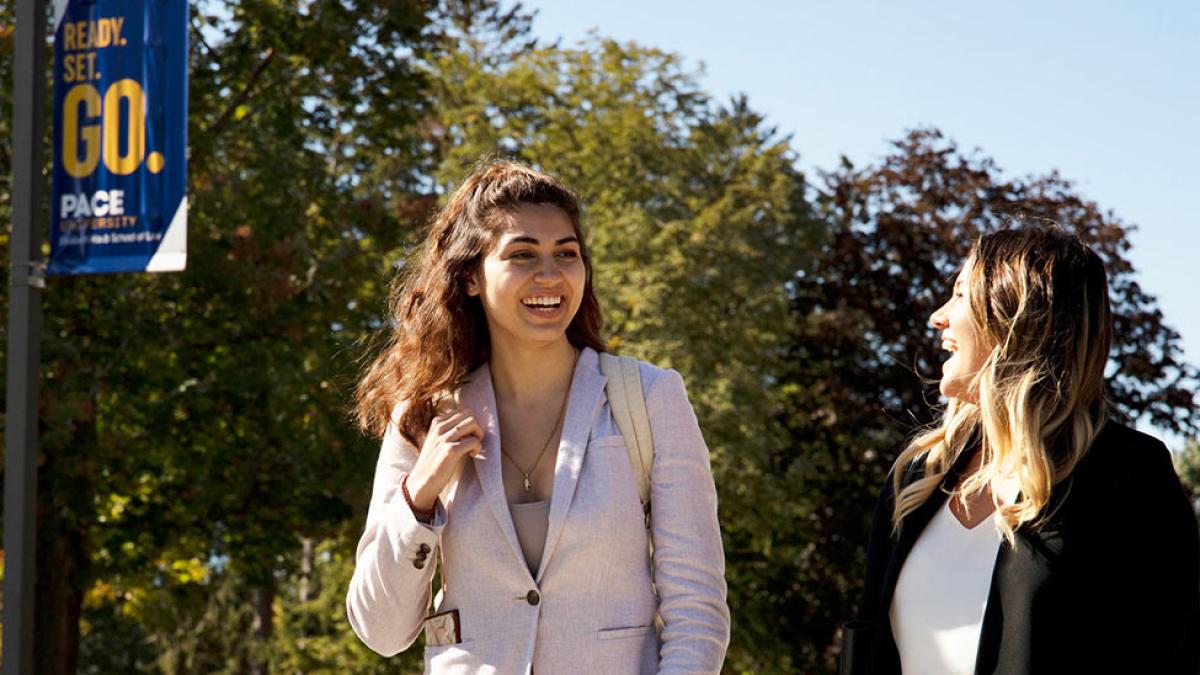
left=191, top=48, right=277, bottom=166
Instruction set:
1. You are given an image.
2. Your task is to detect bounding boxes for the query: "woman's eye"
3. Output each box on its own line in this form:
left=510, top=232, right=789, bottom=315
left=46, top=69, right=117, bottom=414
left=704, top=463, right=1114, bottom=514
left=556, top=249, right=579, bottom=259
left=509, top=251, right=535, bottom=260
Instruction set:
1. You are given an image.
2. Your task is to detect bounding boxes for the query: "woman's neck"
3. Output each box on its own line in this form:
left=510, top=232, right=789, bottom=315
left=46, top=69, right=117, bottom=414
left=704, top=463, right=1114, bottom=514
left=489, top=338, right=579, bottom=406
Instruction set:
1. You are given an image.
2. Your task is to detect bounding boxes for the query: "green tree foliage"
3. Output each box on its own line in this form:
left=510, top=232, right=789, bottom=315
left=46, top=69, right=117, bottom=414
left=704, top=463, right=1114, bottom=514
left=775, top=128, right=1200, bottom=671
left=267, top=535, right=413, bottom=674
left=1176, top=439, right=1200, bottom=519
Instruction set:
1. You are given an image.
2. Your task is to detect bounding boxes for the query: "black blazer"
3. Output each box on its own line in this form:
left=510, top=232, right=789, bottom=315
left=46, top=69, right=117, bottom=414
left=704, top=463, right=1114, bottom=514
left=842, top=420, right=1200, bottom=675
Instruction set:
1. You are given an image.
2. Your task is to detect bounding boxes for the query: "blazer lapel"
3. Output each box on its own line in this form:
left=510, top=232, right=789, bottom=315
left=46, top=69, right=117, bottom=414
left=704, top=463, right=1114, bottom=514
left=879, top=480, right=947, bottom=616
left=974, top=546, right=1008, bottom=673
left=879, top=443, right=981, bottom=616
left=536, top=348, right=606, bottom=582
left=459, top=364, right=529, bottom=572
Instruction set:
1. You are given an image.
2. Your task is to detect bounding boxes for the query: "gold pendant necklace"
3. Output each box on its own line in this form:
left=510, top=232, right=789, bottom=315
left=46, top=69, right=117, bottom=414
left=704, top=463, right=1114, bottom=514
left=500, top=357, right=576, bottom=493
left=502, top=398, right=567, bottom=493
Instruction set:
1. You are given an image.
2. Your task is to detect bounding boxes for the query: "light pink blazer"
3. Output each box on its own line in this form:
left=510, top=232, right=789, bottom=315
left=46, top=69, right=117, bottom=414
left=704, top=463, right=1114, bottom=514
left=346, top=347, right=730, bottom=674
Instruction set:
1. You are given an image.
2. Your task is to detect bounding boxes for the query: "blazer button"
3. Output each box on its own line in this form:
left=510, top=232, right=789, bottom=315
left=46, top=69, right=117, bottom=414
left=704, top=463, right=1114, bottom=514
left=526, top=590, right=540, bottom=606
left=418, top=543, right=431, bottom=555
left=414, top=559, right=425, bottom=569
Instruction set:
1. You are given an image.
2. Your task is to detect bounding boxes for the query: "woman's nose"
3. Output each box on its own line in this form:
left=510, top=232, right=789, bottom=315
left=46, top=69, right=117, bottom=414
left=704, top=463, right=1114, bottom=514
left=930, top=305, right=949, bottom=329
left=533, top=255, right=559, bottom=282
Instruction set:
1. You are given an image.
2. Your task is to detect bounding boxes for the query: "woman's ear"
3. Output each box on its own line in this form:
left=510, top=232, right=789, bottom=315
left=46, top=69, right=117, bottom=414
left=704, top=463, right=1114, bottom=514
left=466, top=271, right=481, bottom=297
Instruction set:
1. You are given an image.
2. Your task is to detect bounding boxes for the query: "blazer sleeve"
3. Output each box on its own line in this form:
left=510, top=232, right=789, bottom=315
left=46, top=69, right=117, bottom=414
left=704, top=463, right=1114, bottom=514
left=1109, top=437, right=1200, bottom=672
left=645, top=368, right=732, bottom=674
left=840, top=466, right=900, bottom=675
left=856, top=467, right=899, bottom=622
left=345, top=415, right=447, bottom=657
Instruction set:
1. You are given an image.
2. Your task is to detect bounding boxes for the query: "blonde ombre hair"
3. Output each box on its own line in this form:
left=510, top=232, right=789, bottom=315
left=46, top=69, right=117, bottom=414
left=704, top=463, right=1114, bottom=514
left=892, top=226, right=1113, bottom=543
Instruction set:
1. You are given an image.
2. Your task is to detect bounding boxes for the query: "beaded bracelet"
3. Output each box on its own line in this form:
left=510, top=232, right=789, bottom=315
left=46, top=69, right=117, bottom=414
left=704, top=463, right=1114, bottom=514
left=401, top=474, right=437, bottom=522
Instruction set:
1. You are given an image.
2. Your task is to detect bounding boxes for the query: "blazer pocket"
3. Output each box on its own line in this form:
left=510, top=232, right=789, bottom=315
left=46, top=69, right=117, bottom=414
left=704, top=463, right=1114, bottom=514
left=424, top=639, right=473, bottom=654
left=597, top=625, right=656, bottom=641
left=424, top=640, right=476, bottom=672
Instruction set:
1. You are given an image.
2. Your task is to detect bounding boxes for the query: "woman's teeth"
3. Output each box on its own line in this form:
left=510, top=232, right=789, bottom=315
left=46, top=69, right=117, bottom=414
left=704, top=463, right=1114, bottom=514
left=522, top=296, right=562, bottom=308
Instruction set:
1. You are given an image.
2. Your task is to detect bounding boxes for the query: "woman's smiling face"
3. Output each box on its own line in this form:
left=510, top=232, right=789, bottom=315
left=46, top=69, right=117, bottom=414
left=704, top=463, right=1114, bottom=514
left=930, top=262, right=991, bottom=401
left=470, top=202, right=586, bottom=349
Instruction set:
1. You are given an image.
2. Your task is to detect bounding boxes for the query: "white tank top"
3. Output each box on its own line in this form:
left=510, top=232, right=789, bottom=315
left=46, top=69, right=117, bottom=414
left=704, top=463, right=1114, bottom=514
left=889, top=478, right=1019, bottom=675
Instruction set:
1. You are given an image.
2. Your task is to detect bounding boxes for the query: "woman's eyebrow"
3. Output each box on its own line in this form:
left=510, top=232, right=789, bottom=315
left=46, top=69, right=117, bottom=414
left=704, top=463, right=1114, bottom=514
left=505, top=235, right=580, bottom=246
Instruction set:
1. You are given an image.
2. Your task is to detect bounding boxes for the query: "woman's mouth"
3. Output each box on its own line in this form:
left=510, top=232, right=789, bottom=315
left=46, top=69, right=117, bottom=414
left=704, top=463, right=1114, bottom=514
left=521, top=295, right=565, bottom=317
left=940, top=338, right=959, bottom=370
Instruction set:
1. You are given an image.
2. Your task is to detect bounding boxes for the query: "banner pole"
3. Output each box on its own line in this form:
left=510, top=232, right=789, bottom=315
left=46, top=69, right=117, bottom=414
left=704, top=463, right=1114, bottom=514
left=4, top=0, right=48, bottom=671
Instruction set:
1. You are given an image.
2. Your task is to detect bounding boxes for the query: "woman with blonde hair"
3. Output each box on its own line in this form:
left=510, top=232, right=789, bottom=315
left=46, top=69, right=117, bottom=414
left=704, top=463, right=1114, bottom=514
left=346, top=160, right=729, bottom=673
left=842, top=226, right=1200, bottom=674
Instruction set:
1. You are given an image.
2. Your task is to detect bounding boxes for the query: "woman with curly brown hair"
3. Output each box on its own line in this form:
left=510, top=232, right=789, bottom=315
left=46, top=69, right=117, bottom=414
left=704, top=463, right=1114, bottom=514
left=843, top=226, right=1200, bottom=674
left=346, top=160, right=729, bottom=674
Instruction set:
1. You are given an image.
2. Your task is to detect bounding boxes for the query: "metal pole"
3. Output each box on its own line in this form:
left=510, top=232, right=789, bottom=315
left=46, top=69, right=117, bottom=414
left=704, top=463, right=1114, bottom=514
left=4, top=0, right=47, bottom=671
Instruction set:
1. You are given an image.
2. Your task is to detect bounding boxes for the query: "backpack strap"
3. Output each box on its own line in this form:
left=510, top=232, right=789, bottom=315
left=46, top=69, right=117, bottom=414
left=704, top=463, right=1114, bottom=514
left=599, top=353, right=654, bottom=511
left=599, top=353, right=663, bottom=632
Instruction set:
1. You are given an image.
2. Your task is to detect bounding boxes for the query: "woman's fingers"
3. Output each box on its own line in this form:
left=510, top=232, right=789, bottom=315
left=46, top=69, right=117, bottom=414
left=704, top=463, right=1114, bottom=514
left=436, top=410, right=483, bottom=442
left=433, top=412, right=468, bottom=437
left=411, top=408, right=486, bottom=506
left=424, top=409, right=485, bottom=463
left=450, top=436, right=483, bottom=458
left=453, top=415, right=484, bottom=442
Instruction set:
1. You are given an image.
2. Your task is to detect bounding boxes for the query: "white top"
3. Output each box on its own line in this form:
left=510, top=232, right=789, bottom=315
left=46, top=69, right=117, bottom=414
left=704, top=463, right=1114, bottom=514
left=889, top=479, right=1019, bottom=675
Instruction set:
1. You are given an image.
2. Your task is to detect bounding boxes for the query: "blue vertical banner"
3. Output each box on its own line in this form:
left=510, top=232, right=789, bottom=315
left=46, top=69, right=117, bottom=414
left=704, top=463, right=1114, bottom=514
left=49, top=0, right=188, bottom=275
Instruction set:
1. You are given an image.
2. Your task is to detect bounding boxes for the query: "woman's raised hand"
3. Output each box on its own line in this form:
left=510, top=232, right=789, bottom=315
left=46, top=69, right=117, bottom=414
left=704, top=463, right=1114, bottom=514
left=405, top=409, right=484, bottom=512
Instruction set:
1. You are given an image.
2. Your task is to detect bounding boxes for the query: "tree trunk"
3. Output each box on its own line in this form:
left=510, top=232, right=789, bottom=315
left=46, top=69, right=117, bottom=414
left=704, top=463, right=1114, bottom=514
left=249, top=581, right=276, bottom=675
left=299, top=537, right=315, bottom=604
left=33, top=504, right=86, bottom=675
left=33, top=401, right=93, bottom=675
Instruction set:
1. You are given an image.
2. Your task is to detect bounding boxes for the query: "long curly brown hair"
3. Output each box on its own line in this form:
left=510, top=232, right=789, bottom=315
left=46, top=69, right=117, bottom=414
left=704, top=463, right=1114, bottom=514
left=356, top=160, right=606, bottom=444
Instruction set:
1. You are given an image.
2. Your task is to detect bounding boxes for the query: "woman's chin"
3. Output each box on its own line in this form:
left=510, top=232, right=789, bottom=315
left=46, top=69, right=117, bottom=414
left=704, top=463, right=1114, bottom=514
left=939, top=376, right=966, bottom=401
left=503, top=325, right=571, bottom=350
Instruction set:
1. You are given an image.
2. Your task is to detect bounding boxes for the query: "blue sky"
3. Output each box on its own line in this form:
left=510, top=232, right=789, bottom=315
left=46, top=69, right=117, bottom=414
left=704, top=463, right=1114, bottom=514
left=527, top=0, right=1200, bottom=441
